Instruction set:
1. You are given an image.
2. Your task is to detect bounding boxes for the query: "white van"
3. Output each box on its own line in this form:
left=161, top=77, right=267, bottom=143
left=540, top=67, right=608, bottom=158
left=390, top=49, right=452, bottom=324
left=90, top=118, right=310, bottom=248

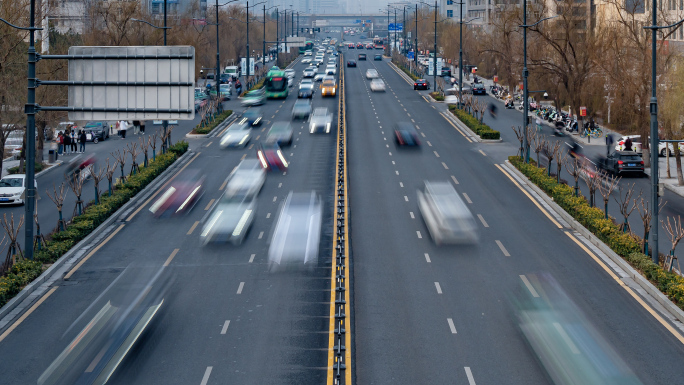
left=224, top=66, right=238, bottom=78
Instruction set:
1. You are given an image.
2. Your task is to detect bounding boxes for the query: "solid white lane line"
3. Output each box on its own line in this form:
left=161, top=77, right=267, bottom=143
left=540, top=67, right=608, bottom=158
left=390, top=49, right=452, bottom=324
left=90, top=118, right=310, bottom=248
left=237, top=282, right=245, bottom=294
left=410, top=212, right=415, bottom=219
left=221, top=320, right=230, bottom=334
left=463, top=193, right=472, bottom=204
left=258, top=231, right=264, bottom=239
left=424, top=253, right=431, bottom=263
left=433, top=151, right=440, bottom=158
left=442, top=162, right=449, bottom=169
left=451, top=175, right=459, bottom=184
left=249, top=254, right=255, bottom=263
left=435, top=282, right=442, bottom=294
left=404, top=196, right=409, bottom=202
left=520, top=275, right=539, bottom=297
left=200, top=366, right=213, bottom=385
left=399, top=182, right=404, bottom=187
left=417, top=231, right=422, bottom=239
left=479, top=149, right=487, bottom=156
left=447, top=318, right=457, bottom=334
left=477, top=214, right=489, bottom=228
left=497, top=240, right=511, bottom=257
left=465, top=367, right=476, bottom=385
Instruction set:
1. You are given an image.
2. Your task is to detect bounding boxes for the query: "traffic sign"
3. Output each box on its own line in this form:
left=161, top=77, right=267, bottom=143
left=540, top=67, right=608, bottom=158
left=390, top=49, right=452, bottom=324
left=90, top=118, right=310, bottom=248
left=355, top=19, right=361, bottom=23
left=388, top=23, right=403, bottom=32
left=407, top=52, right=414, bottom=59
left=580, top=106, right=587, bottom=117
left=493, top=75, right=498, bottom=83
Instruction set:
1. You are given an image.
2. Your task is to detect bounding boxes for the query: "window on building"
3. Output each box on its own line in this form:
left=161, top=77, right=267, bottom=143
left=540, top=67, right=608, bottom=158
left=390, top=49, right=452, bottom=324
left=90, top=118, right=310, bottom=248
left=447, top=0, right=453, bottom=4
left=447, top=10, right=453, bottom=17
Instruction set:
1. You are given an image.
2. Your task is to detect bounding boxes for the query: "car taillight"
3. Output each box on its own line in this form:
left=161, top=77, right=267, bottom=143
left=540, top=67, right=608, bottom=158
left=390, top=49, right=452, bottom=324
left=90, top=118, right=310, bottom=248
left=618, top=160, right=624, bottom=165
left=640, top=161, right=644, bottom=164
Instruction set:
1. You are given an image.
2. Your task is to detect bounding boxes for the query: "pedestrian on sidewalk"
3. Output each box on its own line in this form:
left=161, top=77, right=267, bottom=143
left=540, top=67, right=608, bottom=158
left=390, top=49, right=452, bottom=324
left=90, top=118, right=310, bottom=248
left=70, top=130, right=77, bottom=153
left=119, top=120, right=128, bottom=139
left=57, top=132, right=64, bottom=155
left=133, top=120, right=140, bottom=135
left=624, top=137, right=633, bottom=151
left=606, top=134, right=614, bottom=156
left=79, top=130, right=86, bottom=153
left=140, top=120, right=146, bottom=134
left=536, top=116, right=542, bottom=131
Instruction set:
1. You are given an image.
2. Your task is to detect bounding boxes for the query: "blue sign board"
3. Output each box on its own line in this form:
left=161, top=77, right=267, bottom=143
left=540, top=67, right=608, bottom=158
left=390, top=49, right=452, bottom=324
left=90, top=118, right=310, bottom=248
left=355, top=19, right=361, bottom=23
left=388, top=23, right=403, bottom=32
left=407, top=51, right=414, bottom=59
left=366, top=20, right=372, bottom=23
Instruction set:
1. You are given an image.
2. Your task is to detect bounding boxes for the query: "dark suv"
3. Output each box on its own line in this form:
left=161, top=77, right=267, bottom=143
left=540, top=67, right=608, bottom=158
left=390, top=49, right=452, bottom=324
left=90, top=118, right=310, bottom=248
left=358, top=53, right=367, bottom=61
left=82, top=121, right=110, bottom=142
left=598, top=151, right=645, bottom=176
left=472, top=83, right=486, bottom=95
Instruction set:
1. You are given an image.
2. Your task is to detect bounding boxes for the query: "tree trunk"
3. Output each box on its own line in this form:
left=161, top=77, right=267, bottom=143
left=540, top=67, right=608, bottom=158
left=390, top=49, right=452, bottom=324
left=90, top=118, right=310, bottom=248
left=666, top=147, right=671, bottom=178
left=676, top=146, right=684, bottom=186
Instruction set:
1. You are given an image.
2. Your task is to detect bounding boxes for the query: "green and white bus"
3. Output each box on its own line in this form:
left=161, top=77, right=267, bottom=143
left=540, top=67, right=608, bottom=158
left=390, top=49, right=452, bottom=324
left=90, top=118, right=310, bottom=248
left=264, top=67, right=288, bottom=99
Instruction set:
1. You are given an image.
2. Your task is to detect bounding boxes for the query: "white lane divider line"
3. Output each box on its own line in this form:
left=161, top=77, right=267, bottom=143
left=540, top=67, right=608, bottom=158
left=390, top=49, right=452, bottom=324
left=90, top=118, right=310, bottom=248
left=237, top=282, right=245, bottom=294
left=424, top=253, right=431, bottom=263
left=249, top=254, right=256, bottom=263
left=451, top=175, right=459, bottom=184
left=520, top=275, right=539, bottom=297
left=427, top=141, right=432, bottom=147
left=463, top=193, right=472, bottom=204
left=415, top=125, right=420, bottom=130
left=433, top=151, right=440, bottom=158
left=266, top=213, right=271, bottom=218
left=404, top=196, right=409, bottom=202
left=200, top=366, right=213, bottom=385
left=417, top=231, right=422, bottom=239
left=273, top=196, right=277, bottom=202
left=442, top=162, right=449, bottom=170
left=479, top=149, right=487, bottom=156
left=258, top=231, right=264, bottom=239
left=420, top=132, right=426, bottom=137
left=411, top=119, right=415, bottom=123
left=410, top=212, right=415, bottom=219
left=395, top=170, right=400, bottom=175
left=391, top=160, right=396, bottom=165
left=389, top=151, right=392, bottom=156
left=399, top=182, right=404, bottom=187
left=386, top=144, right=389, bottom=148
left=465, top=367, right=476, bottom=385
left=435, top=282, right=442, bottom=294
left=477, top=214, right=489, bottom=228
left=447, top=318, right=457, bottom=334
left=278, top=182, right=282, bottom=188
left=221, top=320, right=231, bottom=334
left=205, top=141, right=213, bottom=148
left=496, top=240, right=511, bottom=257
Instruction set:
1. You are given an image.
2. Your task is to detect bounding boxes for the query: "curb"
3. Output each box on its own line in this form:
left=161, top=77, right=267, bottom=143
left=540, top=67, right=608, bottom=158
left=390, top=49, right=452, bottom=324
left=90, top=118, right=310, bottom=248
left=503, top=160, right=684, bottom=326
left=186, top=112, right=235, bottom=139
left=444, top=108, right=503, bottom=143
left=0, top=150, right=196, bottom=332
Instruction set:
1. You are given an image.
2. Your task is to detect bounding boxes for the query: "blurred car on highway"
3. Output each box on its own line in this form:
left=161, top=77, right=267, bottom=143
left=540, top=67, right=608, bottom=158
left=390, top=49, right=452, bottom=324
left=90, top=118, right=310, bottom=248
left=596, top=151, right=645, bottom=176
left=347, top=59, right=357, bottom=67
left=325, top=65, right=337, bottom=75
left=284, top=68, right=296, bottom=80
left=268, top=191, right=322, bottom=271
left=208, top=83, right=232, bottom=100
left=224, top=158, right=266, bottom=198
left=309, top=107, right=333, bottom=134
left=358, top=53, right=367, bottom=61
left=472, top=83, right=487, bottom=95
left=292, top=99, right=312, bottom=120
left=220, top=121, right=251, bottom=148
left=320, top=78, right=337, bottom=97
left=149, top=169, right=205, bottom=217
left=374, top=54, right=382, bottom=61
left=314, top=72, right=326, bottom=82
left=370, top=78, right=386, bottom=92
left=298, top=79, right=315, bottom=98
left=417, top=181, right=478, bottom=245
left=414, top=79, right=429, bottom=90
left=239, top=107, right=263, bottom=126
left=303, top=67, right=316, bottom=78
left=241, top=89, right=266, bottom=106
left=394, top=122, right=420, bottom=147
left=0, top=174, right=36, bottom=205
left=200, top=191, right=256, bottom=246
left=65, top=154, right=96, bottom=183
left=265, top=121, right=294, bottom=146
left=301, top=57, right=311, bottom=64
left=366, top=69, right=379, bottom=79
left=257, top=143, right=289, bottom=171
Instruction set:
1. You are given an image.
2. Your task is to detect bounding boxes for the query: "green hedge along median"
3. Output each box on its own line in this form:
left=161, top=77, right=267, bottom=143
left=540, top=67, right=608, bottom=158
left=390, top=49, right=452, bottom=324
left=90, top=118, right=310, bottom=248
left=509, top=155, right=684, bottom=310
left=430, top=92, right=444, bottom=101
left=192, top=110, right=232, bottom=135
left=0, top=141, right=189, bottom=308
left=448, top=105, right=500, bottom=140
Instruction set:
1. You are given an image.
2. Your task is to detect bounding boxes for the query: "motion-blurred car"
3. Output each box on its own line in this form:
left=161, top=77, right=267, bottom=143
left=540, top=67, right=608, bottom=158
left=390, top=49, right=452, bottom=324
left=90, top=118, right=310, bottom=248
left=358, top=53, right=367, bottom=60
left=224, top=158, right=266, bottom=198
left=374, top=54, right=382, bottom=61
left=394, top=122, right=420, bottom=147
left=303, top=67, right=316, bottom=78
left=265, top=121, right=294, bottom=146
left=321, top=79, right=337, bottom=97
left=309, top=107, right=333, bottom=134
left=347, top=60, right=357, bottom=67
left=257, top=143, right=289, bottom=171
left=284, top=68, right=296, bottom=79
left=472, top=83, right=487, bottom=95
left=65, top=154, right=96, bottom=183
left=0, top=175, right=36, bottom=205
left=325, top=65, right=337, bottom=75
left=149, top=169, right=205, bottom=217
left=208, top=83, right=232, bottom=100
left=239, top=107, right=263, bottom=126
left=200, top=192, right=256, bottom=246
left=596, top=151, right=645, bottom=176
left=241, top=89, right=266, bottom=106
left=370, top=79, right=386, bottom=92
left=314, top=72, right=326, bottom=82
left=298, top=79, right=315, bottom=98
left=417, top=181, right=478, bottom=244
left=268, top=191, right=322, bottom=270
left=292, top=99, right=312, bottom=120
left=220, top=121, right=251, bottom=148
left=301, top=57, right=312, bottom=64
left=366, top=69, right=379, bottom=79
left=82, top=121, right=110, bottom=142
left=414, top=79, right=429, bottom=90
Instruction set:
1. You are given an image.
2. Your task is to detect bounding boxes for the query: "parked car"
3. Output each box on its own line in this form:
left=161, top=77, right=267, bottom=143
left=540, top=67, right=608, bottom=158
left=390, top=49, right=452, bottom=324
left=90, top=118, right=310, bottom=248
left=414, top=79, right=429, bottom=90
left=0, top=174, right=36, bottom=205
left=82, top=121, right=110, bottom=142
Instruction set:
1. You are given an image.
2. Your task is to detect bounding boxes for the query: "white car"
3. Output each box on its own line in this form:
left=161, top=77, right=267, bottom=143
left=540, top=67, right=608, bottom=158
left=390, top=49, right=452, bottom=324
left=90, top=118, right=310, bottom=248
left=200, top=192, right=256, bottom=246
left=304, top=50, right=312, bottom=56
left=220, top=122, right=251, bottom=148
left=309, top=107, right=333, bottom=134
left=268, top=191, right=322, bottom=270
left=0, top=174, right=37, bottom=205
left=301, top=57, right=312, bottom=64
left=370, top=79, right=386, bottom=92
left=366, top=69, right=379, bottom=79
left=303, top=68, right=316, bottom=78
left=613, top=135, right=682, bottom=156
left=284, top=69, right=296, bottom=79
left=325, top=65, right=337, bottom=75
left=417, top=181, right=478, bottom=245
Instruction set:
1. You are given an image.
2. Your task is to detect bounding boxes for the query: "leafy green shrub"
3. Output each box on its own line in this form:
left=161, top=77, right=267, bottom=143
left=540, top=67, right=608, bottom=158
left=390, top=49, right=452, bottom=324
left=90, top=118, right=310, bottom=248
left=430, top=92, right=444, bottom=101
left=449, top=106, right=500, bottom=140
left=510, top=155, right=684, bottom=310
left=0, top=259, right=43, bottom=306
left=393, top=61, right=420, bottom=81
left=8, top=162, right=47, bottom=175
left=192, top=111, right=233, bottom=135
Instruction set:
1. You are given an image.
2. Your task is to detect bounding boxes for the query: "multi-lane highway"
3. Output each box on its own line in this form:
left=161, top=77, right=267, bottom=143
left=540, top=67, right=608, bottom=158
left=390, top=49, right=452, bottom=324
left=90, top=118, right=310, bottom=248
left=0, top=34, right=684, bottom=385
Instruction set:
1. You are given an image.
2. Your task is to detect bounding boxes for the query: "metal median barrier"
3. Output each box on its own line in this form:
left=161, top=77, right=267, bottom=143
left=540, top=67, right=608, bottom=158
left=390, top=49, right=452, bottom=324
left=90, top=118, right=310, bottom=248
left=327, top=53, right=352, bottom=385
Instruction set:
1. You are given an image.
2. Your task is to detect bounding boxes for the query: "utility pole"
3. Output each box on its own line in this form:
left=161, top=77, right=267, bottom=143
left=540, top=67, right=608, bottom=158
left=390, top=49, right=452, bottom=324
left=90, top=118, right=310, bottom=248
left=246, top=1, right=250, bottom=87
left=414, top=4, right=418, bottom=67
left=263, top=4, right=266, bottom=66
left=24, top=0, right=37, bottom=259
left=297, top=12, right=299, bottom=37
left=458, top=0, right=464, bottom=105
left=215, top=0, right=220, bottom=112
left=403, top=6, right=406, bottom=55
left=163, top=0, right=169, bottom=148
left=284, top=9, right=287, bottom=54
left=387, top=5, right=390, bottom=52
left=433, top=0, right=437, bottom=91
left=276, top=9, right=279, bottom=65
left=394, top=8, right=397, bottom=56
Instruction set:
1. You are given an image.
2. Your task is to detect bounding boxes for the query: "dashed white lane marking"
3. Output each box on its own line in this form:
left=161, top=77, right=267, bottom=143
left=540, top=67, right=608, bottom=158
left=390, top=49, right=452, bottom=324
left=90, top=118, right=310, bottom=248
left=417, top=231, right=422, bottom=239
left=497, top=240, right=511, bottom=257
left=240, top=154, right=246, bottom=160
left=389, top=152, right=392, bottom=156
left=290, top=152, right=294, bottom=156
left=395, top=170, right=399, bottom=175
left=463, top=193, right=472, bottom=204
left=278, top=182, right=282, bottom=188
left=442, top=162, right=449, bottom=170
left=399, top=182, right=404, bottom=187
left=415, top=125, right=420, bottom=129
left=411, top=119, right=415, bottom=122
left=427, top=141, right=432, bottom=146
left=465, top=367, right=477, bottom=385
left=258, top=231, right=264, bottom=239
left=420, top=132, right=426, bottom=137
left=249, top=254, right=256, bottom=263
left=410, top=212, right=415, bottom=219
left=273, top=196, right=277, bottom=202
left=205, top=141, right=213, bottom=147
left=200, top=366, right=213, bottom=385
left=221, top=320, right=230, bottom=334
left=479, top=149, right=487, bottom=156
left=435, top=282, right=443, bottom=294
left=477, top=214, right=489, bottom=228
left=383, top=137, right=387, bottom=141
left=404, top=196, right=409, bottom=202
left=520, top=275, right=539, bottom=297
left=266, top=213, right=271, bottom=218
left=447, top=318, right=457, bottom=334
left=433, top=151, right=440, bottom=158
left=237, top=282, right=245, bottom=294
left=386, top=144, right=389, bottom=148
left=424, top=253, right=431, bottom=263
left=451, top=175, right=459, bottom=184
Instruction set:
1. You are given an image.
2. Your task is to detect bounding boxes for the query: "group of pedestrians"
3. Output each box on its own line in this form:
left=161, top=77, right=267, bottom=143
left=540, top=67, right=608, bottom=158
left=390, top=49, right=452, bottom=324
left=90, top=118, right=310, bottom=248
left=116, top=120, right=145, bottom=139
left=56, top=127, right=87, bottom=156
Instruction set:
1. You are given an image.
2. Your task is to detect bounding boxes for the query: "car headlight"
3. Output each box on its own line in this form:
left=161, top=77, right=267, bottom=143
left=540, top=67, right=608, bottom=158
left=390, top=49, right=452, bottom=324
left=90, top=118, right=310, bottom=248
left=238, top=135, right=249, bottom=145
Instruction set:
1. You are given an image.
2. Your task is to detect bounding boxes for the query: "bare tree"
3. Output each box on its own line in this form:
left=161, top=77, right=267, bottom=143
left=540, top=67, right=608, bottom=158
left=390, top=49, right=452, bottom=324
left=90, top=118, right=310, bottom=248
left=127, top=142, right=141, bottom=175
left=662, top=216, right=684, bottom=272
left=67, top=171, right=85, bottom=217
left=139, top=135, right=152, bottom=167
left=532, top=132, right=545, bottom=166
left=636, top=197, right=666, bottom=256
left=581, top=168, right=601, bottom=207
left=544, top=140, right=561, bottom=176
left=565, top=157, right=582, bottom=197
left=1, top=213, right=23, bottom=273
left=512, top=126, right=525, bottom=159
left=614, top=183, right=638, bottom=233
left=104, top=158, right=118, bottom=196
left=46, top=182, right=68, bottom=232
left=88, top=165, right=107, bottom=204
left=597, top=171, right=620, bottom=219
left=112, top=149, right=127, bottom=183
left=555, top=145, right=567, bottom=184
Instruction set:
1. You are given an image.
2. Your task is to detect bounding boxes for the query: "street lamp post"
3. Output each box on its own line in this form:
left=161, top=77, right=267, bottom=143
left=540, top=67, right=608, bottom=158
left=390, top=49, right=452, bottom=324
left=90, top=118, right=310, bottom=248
left=284, top=9, right=287, bottom=54
left=387, top=5, right=390, bottom=54
left=394, top=8, right=397, bottom=56
left=432, top=0, right=437, bottom=92
left=276, top=9, right=279, bottom=66
left=415, top=4, right=418, bottom=67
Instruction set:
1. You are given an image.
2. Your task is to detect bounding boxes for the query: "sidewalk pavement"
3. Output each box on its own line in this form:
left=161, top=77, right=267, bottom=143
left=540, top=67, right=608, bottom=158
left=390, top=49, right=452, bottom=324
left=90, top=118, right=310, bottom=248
left=2, top=148, right=63, bottom=178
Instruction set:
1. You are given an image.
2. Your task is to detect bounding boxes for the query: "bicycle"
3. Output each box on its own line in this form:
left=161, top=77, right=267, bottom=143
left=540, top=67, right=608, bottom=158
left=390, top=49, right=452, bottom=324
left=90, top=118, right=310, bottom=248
left=580, top=126, right=602, bottom=139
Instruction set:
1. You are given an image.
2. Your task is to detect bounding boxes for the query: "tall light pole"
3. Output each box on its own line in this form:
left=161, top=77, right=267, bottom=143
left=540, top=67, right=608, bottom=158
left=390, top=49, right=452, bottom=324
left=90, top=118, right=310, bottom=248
left=394, top=8, right=397, bottom=56
left=245, top=1, right=266, bottom=89
left=276, top=9, right=279, bottom=66
left=414, top=4, right=418, bottom=66
left=403, top=6, right=406, bottom=55
left=284, top=9, right=287, bottom=54
left=458, top=1, right=464, bottom=105
left=432, top=0, right=437, bottom=91
left=297, top=12, right=299, bottom=37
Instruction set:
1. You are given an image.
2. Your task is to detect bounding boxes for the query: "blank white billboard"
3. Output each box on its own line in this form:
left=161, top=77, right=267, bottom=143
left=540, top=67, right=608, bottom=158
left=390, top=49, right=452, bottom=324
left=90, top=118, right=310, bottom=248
left=68, top=46, right=195, bottom=121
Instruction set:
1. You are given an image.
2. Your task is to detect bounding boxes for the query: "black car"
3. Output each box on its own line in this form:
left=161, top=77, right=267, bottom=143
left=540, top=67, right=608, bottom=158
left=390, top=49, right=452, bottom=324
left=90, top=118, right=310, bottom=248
left=82, top=121, right=110, bottom=142
left=597, top=151, right=645, bottom=176
left=374, top=55, right=382, bottom=61
left=298, top=87, right=314, bottom=98
left=219, top=73, right=230, bottom=84
left=347, top=60, right=357, bottom=67
left=472, top=83, right=487, bottom=95
left=358, top=53, right=367, bottom=61
left=414, top=79, right=430, bottom=90
left=394, top=123, right=420, bottom=146
left=441, top=68, right=452, bottom=77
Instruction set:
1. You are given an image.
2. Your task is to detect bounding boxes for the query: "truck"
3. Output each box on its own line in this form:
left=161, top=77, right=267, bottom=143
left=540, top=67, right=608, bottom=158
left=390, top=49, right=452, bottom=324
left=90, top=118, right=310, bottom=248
left=224, top=65, right=238, bottom=78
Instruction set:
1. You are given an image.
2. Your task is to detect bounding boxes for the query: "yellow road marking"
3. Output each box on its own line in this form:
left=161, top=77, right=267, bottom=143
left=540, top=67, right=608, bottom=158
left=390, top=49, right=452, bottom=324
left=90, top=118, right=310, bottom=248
left=495, top=164, right=562, bottom=229
left=204, top=199, right=215, bottom=211
left=422, top=95, right=429, bottom=103
left=564, top=231, right=684, bottom=345
left=187, top=221, right=200, bottom=235
left=219, top=179, right=228, bottom=191
left=126, top=152, right=201, bottom=221
left=164, top=248, right=180, bottom=267
left=0, top=287, right=57, bottom=343
left=64, top=224, right=126, bottom=280
left=479, top=149, right=487, bottom=156
left=204, top=141, right=213, bottom=147
left=440, top=112, right=472, bottom=142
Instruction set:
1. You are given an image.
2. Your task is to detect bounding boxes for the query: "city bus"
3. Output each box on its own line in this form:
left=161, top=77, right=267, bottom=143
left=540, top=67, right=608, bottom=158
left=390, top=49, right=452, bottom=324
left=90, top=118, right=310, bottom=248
left=299, top=41, right=314, bottom=54
left=264, top=68, right=289, bottom=99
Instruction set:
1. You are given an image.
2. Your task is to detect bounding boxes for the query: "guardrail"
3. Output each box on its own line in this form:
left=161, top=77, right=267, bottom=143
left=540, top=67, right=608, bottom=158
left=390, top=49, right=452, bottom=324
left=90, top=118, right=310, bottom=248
left=328, top=53, right=352, bottom=385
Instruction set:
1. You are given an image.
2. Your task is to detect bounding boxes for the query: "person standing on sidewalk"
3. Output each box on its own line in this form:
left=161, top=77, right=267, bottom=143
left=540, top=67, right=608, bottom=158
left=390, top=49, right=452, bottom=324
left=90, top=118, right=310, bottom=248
left=64, top=129, right=72, bottom=155
left=119, top=120, right=128, bottom=139
left=79, top=130, right=87, bottom=153
left=605, top=134, right=614, bottom=156
left=70, top=130, right=77, bottom=153
left=57, top=132, right=64, bottom=155
left=536, top=116, right=542, bottom=132
left=140, top=120, right=146, bottom=134
left=133, top=120, right=140, bottom=135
